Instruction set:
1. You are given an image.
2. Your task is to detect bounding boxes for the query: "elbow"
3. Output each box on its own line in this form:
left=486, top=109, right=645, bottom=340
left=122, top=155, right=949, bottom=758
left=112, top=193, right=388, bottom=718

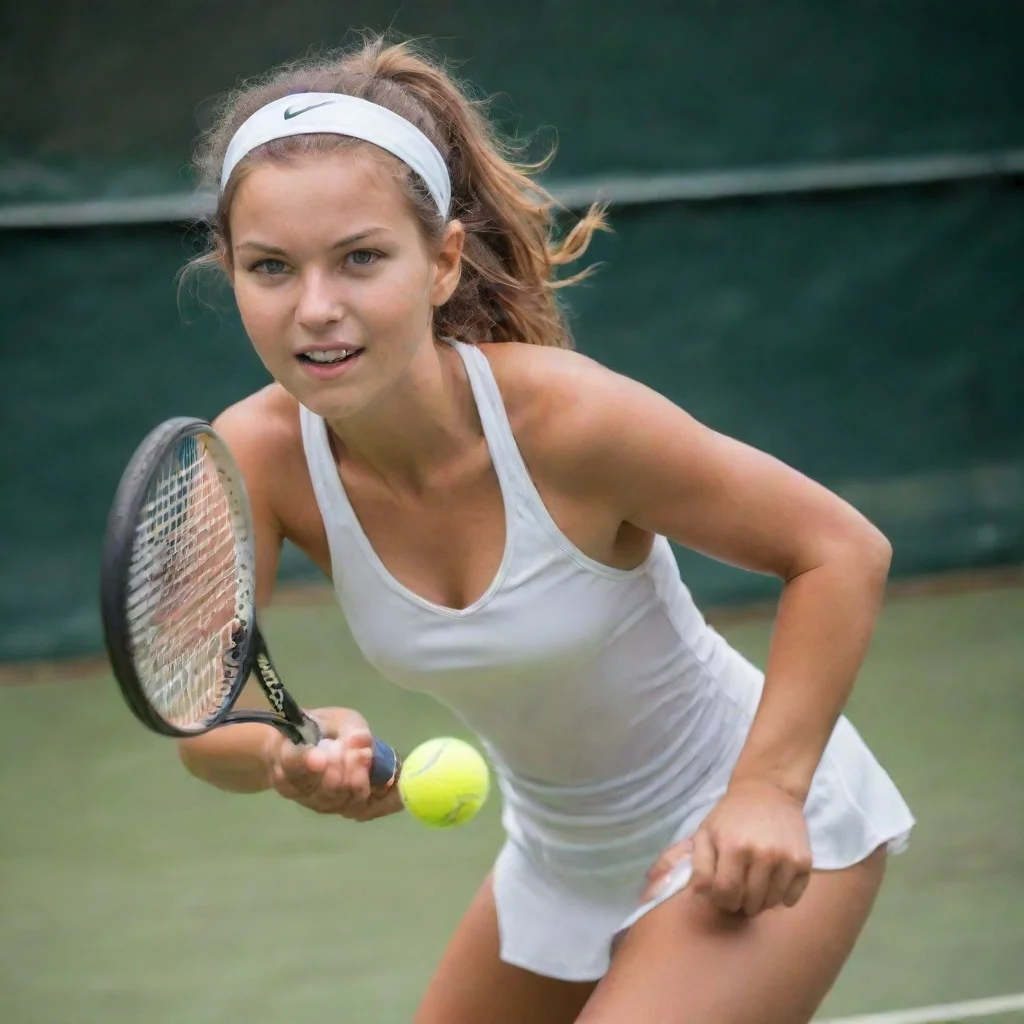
left=795, top=518, right=892, bottom=588
left=174, top=735, right=225, bottom=790
left=860, top=522, right=893, bottom=580
left=838, top=520, right=893, bottom=589
left=176, top=736, right=205, bottom=778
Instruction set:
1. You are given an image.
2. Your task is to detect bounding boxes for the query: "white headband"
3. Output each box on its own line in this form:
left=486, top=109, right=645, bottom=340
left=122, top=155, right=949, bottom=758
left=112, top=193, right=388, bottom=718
left=220, top=92, right=451, bottom=216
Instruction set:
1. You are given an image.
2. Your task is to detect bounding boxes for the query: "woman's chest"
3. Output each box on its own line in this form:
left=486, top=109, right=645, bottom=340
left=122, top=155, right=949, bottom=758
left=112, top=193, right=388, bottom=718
left=333, top=538, right=637, bottom=695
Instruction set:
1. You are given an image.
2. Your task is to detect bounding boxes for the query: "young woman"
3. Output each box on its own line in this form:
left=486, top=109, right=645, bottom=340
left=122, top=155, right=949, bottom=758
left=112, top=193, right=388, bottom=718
left=177, top=36, right=914, bottom=1023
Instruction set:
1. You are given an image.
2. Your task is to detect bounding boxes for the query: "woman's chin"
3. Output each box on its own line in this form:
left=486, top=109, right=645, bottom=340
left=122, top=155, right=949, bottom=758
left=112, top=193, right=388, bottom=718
left=290, top=381, right=370, bottom=423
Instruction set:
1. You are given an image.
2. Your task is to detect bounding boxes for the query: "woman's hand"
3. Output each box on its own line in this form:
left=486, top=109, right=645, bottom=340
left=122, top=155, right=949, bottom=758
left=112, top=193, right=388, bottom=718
left=642, top=779, right=813, bottom=916
left=264, top=706, right=403, bottom=822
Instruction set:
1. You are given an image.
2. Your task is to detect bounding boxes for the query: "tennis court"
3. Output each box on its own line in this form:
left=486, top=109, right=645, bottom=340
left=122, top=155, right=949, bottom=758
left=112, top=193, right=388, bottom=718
left=3, top=5, right=1023, bottom=1022
left=1, top=580, right=1020, bottom=1023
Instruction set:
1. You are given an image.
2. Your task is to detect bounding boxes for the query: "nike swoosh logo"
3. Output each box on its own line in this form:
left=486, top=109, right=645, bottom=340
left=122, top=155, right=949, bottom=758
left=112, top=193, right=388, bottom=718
left=283, top=100, right=335, bottom=120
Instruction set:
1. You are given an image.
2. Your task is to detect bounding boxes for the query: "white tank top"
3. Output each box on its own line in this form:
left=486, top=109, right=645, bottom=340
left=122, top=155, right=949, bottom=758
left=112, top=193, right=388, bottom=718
left=298, top=340, right=766, bottom=856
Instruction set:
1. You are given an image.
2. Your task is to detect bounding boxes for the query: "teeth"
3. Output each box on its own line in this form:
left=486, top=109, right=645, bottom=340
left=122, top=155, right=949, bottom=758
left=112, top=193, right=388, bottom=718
left=304, top=349, right=358, bottom=364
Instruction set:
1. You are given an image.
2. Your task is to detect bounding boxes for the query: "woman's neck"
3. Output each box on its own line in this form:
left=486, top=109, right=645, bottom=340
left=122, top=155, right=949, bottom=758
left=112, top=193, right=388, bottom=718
left=324, top=340, right=480, bottom=493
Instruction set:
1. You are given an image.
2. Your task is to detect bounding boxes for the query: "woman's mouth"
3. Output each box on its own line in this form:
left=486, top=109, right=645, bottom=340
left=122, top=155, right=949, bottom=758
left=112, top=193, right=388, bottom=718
left=296, top=347, right=365, bottom=379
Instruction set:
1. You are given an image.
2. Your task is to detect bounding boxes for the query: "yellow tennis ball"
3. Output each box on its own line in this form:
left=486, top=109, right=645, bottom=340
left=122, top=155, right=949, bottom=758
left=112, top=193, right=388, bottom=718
left=398, top=737, right=490, bottom=828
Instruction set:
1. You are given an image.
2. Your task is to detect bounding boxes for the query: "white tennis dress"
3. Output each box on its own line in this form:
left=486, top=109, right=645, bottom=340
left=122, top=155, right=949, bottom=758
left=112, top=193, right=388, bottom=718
left=298, top=339, right=915, bottom=981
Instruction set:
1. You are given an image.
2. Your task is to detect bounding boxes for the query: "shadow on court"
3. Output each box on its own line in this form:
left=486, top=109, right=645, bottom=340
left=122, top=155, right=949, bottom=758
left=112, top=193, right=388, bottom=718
left=1, top=585, right=1021, bottom=1023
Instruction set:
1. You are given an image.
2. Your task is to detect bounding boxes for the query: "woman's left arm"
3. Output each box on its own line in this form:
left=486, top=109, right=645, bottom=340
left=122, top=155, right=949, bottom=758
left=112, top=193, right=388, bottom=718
left=546, top=354, right=892, bottom=913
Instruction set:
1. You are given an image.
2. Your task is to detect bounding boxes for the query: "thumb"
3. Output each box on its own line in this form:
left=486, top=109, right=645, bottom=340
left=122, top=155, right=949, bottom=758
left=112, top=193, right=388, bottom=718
left=690, top=826, right=718, bottom=897
left=641, top=838, right=694, bottom=903
left=279, top=736, right=321, bottom=778
left=304, top=740, right=332, bottom=773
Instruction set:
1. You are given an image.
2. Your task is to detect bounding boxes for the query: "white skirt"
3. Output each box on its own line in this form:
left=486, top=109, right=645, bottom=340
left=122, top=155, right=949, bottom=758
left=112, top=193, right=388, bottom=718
left=491, top=714, right=915, bottom=982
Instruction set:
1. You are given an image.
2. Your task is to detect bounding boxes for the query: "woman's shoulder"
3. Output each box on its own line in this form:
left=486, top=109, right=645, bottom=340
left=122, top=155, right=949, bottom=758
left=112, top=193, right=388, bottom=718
left=477, top=340, right=603, bottom=422
left=211, top=383, right=304, bottom=481
left=475, top=340, right=639, bottom=465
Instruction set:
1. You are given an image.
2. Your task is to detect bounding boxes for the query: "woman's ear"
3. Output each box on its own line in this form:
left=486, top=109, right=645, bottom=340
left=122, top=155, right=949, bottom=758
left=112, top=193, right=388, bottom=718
left=431, top=219, right=465, bottom=307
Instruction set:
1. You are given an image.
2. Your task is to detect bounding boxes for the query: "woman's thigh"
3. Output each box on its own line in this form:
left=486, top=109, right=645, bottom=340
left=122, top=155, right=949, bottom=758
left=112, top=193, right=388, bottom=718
left=577, top=847, right=888, bottom=1024
left=415, top=872, right=597, bottom=1024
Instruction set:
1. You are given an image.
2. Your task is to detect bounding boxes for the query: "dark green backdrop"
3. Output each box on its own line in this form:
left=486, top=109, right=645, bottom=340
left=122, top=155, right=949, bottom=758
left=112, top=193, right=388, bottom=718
left=3, top=0, right=1023, bottom=202
left=2, top=1, right=1023, bottom=661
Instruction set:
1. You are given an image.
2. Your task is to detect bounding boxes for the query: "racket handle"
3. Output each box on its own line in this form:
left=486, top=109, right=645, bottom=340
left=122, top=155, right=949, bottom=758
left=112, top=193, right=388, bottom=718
left=370, top=737, right=401, bottom=789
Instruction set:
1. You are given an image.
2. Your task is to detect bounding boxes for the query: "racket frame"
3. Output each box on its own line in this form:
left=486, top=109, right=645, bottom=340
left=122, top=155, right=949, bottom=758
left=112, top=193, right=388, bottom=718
left=101, top=416, right=399, bottom=788
left=100, top=416, right=255, bottom=738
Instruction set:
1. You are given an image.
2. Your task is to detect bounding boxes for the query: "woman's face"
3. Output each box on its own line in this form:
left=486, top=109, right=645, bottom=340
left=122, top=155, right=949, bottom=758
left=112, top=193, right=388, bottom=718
left=228, top=148, right=462, bottom=420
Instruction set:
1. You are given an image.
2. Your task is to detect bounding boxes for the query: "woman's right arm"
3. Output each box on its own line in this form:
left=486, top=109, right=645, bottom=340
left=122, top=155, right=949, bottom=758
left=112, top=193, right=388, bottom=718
left=175, top=397, right=286, bottom=793
left=173, top=395, right=404, bottom=821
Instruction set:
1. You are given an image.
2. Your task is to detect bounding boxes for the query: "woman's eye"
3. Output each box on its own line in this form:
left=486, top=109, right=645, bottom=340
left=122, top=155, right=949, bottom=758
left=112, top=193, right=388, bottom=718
left=249, top=258, right=288, bottom=275
left=347, top=250, right=380, bottom=268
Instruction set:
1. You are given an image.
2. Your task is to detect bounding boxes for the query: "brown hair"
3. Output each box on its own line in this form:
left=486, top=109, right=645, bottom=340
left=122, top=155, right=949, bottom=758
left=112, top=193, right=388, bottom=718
left=188, top=34, right=608, bottom=349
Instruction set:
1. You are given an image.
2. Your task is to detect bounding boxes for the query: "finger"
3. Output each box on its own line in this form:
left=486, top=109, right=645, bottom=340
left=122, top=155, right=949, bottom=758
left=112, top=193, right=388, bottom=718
left=339, top=726, right=373, bottom=750
left=279, top=748, right=325, bottom=795
left=641, top=858, right=693, bottom=905
left=339, top=743, right=372, bottom=802
left=741, top=855, right=776, bottom=917
left=294, top=763, right=351, bottom=815
left=710, top=842, right=751, bottom=914
left=304, top=740, right=368, bottom=813
left=304, top=743, right=329, bottom=773
left=690, top=828, right=718, bottom=897
left=281, top=772, right=321, bottom=799
left=783, top=861, right=813, bottom=908
left=641, top=840, right=692, bottom=901
left=355, top=785, right=404, bottom=822
left=763, top=855, right=807, bottom=912
left=272, top=768, right=321, bottom=805
left=339, top=731, right=377, bottom=792
left=318, top=749, right=352, bottom=801
left=303, top=792, right=352, bottom=816
left=279, top=739, right=314, bottom=776
left=308, top=739, right=351, bottom=797
left=278, top=739, right=305, bottom=768
left=646, top=838, right=693, bottom=882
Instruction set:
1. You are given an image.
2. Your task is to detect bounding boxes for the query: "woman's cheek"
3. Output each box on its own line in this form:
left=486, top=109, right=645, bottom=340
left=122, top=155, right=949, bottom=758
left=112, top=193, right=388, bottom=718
left=237, top=291, right=291, bottom=361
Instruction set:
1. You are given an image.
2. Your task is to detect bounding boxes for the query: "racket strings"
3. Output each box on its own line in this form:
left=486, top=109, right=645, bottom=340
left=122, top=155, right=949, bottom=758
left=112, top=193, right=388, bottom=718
left=125, top=436, right=245, bottom=728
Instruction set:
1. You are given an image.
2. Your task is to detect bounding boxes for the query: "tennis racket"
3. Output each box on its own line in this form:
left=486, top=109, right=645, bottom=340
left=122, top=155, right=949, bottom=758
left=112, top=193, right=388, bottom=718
left=99, top=415, right=400, bottom=789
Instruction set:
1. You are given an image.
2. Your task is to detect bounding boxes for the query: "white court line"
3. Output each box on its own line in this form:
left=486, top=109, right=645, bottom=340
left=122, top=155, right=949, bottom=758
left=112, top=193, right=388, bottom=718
left=819, top=991, right=1024, bottom=1024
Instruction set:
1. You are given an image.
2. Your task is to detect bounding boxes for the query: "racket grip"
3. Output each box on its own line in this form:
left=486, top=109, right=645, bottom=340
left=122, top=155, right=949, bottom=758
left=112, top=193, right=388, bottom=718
left=370, top=737, right=400, bottom=789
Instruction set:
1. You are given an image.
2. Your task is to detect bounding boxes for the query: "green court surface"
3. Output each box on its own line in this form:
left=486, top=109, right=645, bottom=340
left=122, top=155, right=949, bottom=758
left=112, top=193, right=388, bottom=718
left=1, top=584, right=1021, bottom=1023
